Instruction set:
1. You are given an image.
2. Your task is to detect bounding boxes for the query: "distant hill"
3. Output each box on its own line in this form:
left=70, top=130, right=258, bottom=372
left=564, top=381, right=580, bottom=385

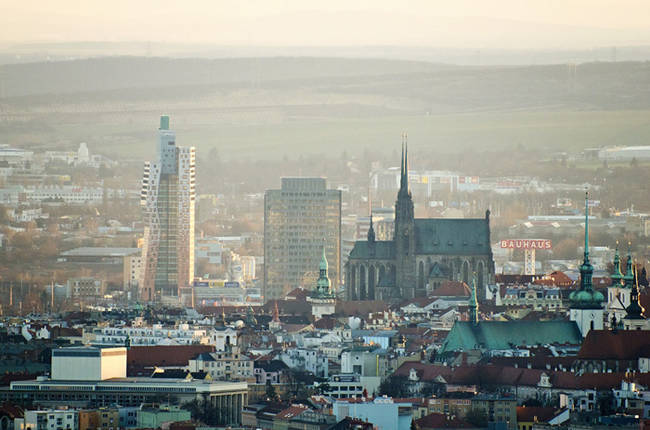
left=0, top=56, right=447, bottom=98
left=2, top=57, right=650, bottom=112
left=2, top=57, right=650, bottom=160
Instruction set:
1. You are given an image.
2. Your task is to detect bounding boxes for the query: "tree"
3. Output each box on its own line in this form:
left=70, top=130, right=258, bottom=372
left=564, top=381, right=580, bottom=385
left=265, top=379, right=277, bottom=400
left=378, top=375, right=410, bottom=398
left=553, top=238, right=580, bottom=260
left=465, top=408, right=488, bottom=427
left=522, top=398, right=543, bottom=407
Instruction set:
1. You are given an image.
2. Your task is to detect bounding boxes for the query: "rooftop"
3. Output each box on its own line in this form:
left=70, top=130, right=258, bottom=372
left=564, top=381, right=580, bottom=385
left=60, top=247, right=141, bottom=257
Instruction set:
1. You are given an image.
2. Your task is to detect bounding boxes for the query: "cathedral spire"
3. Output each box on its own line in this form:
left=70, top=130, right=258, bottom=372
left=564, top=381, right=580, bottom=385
left=367, top=213, right=376, bottom=243
left=399, top=134, right=406, bottom=193
left=368, top=188, right=375, bottom=243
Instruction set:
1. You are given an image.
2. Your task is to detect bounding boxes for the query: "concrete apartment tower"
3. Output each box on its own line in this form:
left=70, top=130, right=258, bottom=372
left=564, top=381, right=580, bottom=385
left=140, top=116, right=196, bottom=301
left=264, top=178, right=341, bottom=302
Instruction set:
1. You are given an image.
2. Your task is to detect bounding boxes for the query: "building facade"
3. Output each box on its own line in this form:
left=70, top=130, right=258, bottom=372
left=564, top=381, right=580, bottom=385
left=140, top=115, right=196, bottom=301
left=346, top=144, right=495, bottom=301
left=264, top=177, right=341, bottom=302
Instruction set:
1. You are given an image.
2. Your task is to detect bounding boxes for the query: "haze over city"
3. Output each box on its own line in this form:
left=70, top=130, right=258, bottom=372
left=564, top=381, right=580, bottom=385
left=0, top=2, right=649, bottom=429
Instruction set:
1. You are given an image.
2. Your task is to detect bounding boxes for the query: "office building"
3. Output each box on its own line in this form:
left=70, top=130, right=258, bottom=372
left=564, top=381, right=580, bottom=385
left=3, top=346, right=248, bottom=426
left=264, top=177, right=341, bottom=302
left=140, top=115, right=196, bottom=301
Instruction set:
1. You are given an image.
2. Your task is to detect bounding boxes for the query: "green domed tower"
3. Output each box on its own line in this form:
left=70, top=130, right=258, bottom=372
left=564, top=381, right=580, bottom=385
left=314, top=245, right=335, bottom=299
left=569, top=192, right=604, bottom=337
left=309, top=244, right=336, bottom=319
left=610, top=244, right=623, bottom=287
left=623, top=246, right=635, bottom=288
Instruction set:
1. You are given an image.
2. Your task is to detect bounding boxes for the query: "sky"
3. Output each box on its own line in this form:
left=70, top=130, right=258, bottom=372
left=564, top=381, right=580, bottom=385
left=3, top=0, right=650, bottom=49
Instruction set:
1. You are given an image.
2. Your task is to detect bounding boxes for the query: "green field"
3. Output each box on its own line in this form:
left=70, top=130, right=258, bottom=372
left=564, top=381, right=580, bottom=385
left=8, top=109, right=647, bottom=161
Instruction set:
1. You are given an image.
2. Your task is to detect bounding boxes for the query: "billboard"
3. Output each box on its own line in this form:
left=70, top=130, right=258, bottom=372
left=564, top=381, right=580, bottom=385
left=500, top=239, right=552, bottom=249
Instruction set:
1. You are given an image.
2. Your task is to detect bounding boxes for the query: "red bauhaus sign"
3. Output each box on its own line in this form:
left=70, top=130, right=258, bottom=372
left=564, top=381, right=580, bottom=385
left=500, top=239, right=552, bottom=249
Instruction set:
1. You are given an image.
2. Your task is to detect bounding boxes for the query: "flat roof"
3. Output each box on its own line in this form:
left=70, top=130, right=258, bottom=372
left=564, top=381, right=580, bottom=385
left=60, top=247, right=141, bottom=257
left=11, top=378, right=248, bottom=393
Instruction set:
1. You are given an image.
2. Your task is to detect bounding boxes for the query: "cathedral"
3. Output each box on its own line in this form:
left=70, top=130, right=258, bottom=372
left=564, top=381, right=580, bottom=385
left=345, top=143, right=495, bottom=301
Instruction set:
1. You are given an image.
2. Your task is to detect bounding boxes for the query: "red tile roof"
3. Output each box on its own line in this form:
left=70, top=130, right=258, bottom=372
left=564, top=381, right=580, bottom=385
left=415, top=413, right=476, bottom=429
left=276, top=404, right=310, bottom=420
left=285, top=288, right=309, bottom=301
left=516, top=407, right=560, bottom=423
left=578, top=330, right=650, bottom=360
left=127, top=345, right=214, bottom=368
left=393, top=362, right=453, bottom=381
left=431, top=282, right=471, bottom=298
left=335, top=300, right=388, bottom=317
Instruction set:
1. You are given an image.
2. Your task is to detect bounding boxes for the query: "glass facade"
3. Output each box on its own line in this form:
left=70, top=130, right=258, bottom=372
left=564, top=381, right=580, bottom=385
left=264, top=178, right=341, bottom=301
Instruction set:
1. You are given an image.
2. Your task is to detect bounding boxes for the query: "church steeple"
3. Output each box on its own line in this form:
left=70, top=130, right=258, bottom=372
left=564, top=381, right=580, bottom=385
left=580, top=191, right=593, bottom=292
left=623, top=244, right=635, bottom=288
left=569, top=192, right=604, bottom=309
left=469, top=276, right=479, bottom=325
left=399, top=133, right=410, bottom=197
left=367, top=190, right=375, bottom=244
left=367, top=213, right=376, bottom=243
left=625, top=263, right=646, bottom=321
left=394, top=134, right=416, bottom=298
left=611, top=243, right=623, bottom=286
left=314, top=243, right=334, bottom=298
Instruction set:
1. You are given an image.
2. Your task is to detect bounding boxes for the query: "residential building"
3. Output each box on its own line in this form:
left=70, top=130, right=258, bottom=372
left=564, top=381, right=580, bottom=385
left=501, top=286, right=563, bottom=311
left=136, top=406, right=191, bottom=429
left=66, top=278, right=104, bottom=302
left=123, top=254, right=143, bottom=295
left=333, top=397, right=412, bottom=430
left=140, top=115, right=196, bottom=301
left=87, top=324, right=210, bottom=347
left=21, top=410, right=78, bottom=430
left=264, top=177, right=341, bottom=302
left=187, top=346, right=254, bottom=381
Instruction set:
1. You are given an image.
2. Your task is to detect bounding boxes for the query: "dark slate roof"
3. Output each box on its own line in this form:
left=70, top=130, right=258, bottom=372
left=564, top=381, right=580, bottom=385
left=348, top=217, right=491, bottom=260
left=429, top=262, right=451, bottom=278
left=440, top=321, right=582, bottom=354
left=414, top=218, right=490, bottom=255
left=194, top=352, right=216, bottom=362
left=348, top=241, right=394, bottom=260
left=151, top=369, right=189, bottom=379
left=255, top=360, right=289, bottom=372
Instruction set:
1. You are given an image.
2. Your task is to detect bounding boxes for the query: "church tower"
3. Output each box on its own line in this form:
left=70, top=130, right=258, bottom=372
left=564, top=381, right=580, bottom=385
left=606, top=244, right=627, bottom=325
left=569, top=192, right=605, bottom=337
left=308, top=244, right=336, bottom=320
left=623, top=264, right=647, bottom=330
left=394, top=137, right=417, bottom=299
left=469, top=277, right=479, bottom=325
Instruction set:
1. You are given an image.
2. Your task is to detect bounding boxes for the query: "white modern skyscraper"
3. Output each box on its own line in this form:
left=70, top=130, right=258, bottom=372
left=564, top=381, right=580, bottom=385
left=140, top=115, right=195, bottom=301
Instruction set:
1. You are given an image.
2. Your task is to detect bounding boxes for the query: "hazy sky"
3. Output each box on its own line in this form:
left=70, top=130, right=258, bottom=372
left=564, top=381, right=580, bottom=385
left=4, top=0, right=650, bottom=49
